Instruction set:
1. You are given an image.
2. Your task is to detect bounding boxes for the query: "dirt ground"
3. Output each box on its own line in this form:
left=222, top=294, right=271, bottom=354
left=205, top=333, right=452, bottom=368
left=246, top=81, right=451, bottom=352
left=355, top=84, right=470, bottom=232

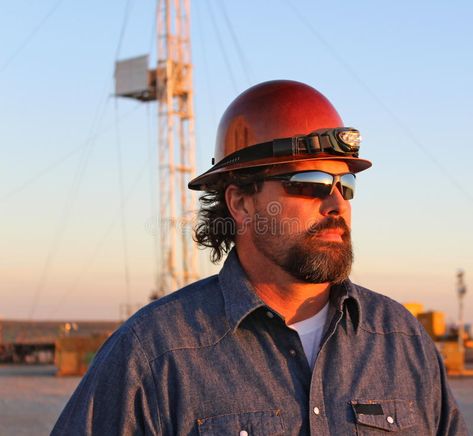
left=0, top=364, right=472, bottom=435
left=0, top=365, right=80, bottom=436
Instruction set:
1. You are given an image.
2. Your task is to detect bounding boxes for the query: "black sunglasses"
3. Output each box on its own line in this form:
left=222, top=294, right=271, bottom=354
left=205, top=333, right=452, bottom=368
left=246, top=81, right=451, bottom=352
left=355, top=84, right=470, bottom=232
left=264, top=171, right=356, bottom=200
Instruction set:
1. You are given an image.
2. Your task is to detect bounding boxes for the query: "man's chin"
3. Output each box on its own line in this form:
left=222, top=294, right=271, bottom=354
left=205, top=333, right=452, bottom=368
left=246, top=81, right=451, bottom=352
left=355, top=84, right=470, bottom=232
left=284, top=243, right=353, bottom=284
left=294, top=271, right=351, bottom=285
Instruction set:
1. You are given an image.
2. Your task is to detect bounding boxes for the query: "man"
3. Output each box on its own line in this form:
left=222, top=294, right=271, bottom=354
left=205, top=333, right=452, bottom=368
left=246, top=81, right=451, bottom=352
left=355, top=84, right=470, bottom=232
left=53, top=80, right=467, bottom=435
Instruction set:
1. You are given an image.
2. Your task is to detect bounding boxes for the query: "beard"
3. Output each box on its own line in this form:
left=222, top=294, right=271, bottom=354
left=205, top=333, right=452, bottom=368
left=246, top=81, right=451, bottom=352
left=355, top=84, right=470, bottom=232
left=251, top=213, right=353, bottom=284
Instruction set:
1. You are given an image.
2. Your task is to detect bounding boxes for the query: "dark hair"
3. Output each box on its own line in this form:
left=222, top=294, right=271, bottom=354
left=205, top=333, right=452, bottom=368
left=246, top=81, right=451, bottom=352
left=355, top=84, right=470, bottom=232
left=193, top=170, right=265, bottom=263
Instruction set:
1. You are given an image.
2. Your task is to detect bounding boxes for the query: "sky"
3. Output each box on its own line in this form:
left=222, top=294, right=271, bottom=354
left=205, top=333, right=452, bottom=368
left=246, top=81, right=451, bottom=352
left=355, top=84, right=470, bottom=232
left=1, top=0, right=472, bottom=326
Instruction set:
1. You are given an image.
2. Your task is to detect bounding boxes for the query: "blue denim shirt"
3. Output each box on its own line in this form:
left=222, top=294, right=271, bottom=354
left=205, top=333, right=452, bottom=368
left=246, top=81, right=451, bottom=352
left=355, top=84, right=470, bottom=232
left=52, top=250, right=467, bottom=435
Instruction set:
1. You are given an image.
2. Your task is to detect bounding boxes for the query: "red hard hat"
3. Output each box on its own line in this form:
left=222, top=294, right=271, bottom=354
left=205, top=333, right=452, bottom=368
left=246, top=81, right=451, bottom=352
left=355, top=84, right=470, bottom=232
left=189, top=80, right=371, bottom=190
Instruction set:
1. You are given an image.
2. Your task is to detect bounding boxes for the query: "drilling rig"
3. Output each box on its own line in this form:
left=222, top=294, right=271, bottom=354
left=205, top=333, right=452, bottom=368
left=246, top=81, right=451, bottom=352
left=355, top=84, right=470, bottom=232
left=115, top=0, right=199, bottom=300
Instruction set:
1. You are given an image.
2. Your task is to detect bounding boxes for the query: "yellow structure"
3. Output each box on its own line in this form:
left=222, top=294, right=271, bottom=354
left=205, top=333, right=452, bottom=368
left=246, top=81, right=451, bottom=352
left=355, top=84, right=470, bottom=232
left=438, top=332, right=473, bottom=376
left=418, top=311, right=446, bottom=338
left=403, top=302, right=424, bottom=318
left=55, top=335, right=109, bottom=376
left=402, top=302, right=473, bottom=376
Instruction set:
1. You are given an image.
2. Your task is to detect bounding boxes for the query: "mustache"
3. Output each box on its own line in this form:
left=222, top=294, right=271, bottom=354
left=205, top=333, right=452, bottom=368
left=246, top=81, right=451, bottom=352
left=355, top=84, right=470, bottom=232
left=307, top=217, right=351, bottom=236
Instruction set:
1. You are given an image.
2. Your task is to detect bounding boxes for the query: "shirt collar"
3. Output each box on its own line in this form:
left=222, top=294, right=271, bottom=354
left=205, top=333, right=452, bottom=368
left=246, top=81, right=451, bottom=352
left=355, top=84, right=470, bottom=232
left=218, top=249, right=266, bottom=331
left=329, top=280, right=362, bottom=334
left=218, top=248, right=362, bottom=333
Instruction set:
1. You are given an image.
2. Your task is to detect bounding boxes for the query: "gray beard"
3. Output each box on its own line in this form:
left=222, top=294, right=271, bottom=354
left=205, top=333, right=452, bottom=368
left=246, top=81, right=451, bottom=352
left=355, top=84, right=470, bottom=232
left=252, top=218, right=353, bottom=284
left=281, top=237, right=353, bottom=283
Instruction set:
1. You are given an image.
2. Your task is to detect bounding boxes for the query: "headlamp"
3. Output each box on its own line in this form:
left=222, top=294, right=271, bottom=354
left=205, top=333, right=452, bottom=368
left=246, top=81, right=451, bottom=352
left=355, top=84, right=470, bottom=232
left=304, top=127, right=361, bottom=156
left=211, top=127, right=363, bottom=170
left=337, top=129, right=362, bottom=152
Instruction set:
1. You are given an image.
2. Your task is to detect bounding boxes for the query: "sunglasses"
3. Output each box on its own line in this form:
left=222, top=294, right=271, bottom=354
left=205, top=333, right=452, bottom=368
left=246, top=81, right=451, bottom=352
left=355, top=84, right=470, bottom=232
left=264, top=171, right=356, bottom=200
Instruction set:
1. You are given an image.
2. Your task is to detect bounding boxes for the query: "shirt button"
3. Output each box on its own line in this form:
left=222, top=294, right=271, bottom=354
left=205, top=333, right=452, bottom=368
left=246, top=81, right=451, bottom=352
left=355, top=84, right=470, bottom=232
left=289, top=349, right=297, bottom=356
left=313, top=406, right=320, bottom=415
left=239, top=431, right=249, bottom=436
left=266, top=310, right=274, bottom=319
left=387, top=416, right=394, bottom=424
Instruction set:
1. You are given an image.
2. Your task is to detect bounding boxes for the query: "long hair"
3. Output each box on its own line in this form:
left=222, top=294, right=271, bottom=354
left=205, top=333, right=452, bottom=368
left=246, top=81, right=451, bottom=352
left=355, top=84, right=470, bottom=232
left=193, top=171, right=265, bottom=263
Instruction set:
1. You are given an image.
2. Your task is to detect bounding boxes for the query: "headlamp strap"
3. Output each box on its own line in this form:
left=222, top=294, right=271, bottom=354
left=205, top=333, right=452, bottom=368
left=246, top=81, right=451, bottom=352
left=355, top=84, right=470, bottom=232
left=212, top=128, right=360, bottom=170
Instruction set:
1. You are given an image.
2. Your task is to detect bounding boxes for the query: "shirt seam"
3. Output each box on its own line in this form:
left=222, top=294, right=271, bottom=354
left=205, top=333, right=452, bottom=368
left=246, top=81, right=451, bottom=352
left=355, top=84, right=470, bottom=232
left=359, top=326, right=420, bottom=336
left=130, top=326, right=163, bottom=434
left=197, top=408, right=282, bottom=421
left=148, top=326, right=234, bottom=363
left=132, top=284, right=215, bottom=331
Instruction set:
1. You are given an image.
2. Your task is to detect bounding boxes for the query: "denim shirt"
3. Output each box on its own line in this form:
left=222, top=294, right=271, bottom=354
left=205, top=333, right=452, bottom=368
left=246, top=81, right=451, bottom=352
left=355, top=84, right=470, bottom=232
left=52, top=250, right=468, bottom=435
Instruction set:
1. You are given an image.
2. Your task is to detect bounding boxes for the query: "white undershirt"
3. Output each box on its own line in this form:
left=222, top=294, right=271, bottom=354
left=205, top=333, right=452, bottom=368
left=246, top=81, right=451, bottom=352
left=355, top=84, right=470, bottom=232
left=288, top=302, right=329, bottom=369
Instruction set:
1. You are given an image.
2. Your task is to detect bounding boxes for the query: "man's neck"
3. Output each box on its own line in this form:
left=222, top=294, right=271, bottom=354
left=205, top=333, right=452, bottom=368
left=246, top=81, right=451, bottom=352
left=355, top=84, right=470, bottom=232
left=236, top=247, right=331, bottom=325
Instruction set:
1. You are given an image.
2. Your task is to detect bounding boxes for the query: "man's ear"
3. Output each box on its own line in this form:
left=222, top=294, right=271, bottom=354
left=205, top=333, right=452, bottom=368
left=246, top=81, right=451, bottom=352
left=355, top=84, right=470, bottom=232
left=225, top=184, right=254, bottom=227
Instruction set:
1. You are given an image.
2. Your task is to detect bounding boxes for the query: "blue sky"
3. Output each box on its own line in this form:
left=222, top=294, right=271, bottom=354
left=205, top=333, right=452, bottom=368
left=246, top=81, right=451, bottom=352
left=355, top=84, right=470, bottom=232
left=1, top=0, right=472, bottom=325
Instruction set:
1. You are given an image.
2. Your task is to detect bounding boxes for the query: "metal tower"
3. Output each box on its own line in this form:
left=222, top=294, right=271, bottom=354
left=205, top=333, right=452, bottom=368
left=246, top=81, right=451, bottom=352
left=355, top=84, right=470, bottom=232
left=155, top=0, right=198, bottom=296
left=456, top=270, right=467, bottom=353
left=115, top=0, right=198, bottom=299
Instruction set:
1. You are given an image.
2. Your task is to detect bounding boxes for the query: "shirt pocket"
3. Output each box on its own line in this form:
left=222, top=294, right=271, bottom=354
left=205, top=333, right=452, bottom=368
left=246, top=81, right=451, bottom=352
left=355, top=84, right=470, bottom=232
left=351, top=399, right=417, bottom=434
left=196, top=409, right=284, bottom=436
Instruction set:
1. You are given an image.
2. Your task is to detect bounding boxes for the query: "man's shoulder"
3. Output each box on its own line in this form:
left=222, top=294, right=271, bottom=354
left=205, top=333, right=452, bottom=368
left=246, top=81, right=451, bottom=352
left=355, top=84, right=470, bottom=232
left=350, top=283, right=422, bottom=336
left=116, top=274, right=230, bottom=362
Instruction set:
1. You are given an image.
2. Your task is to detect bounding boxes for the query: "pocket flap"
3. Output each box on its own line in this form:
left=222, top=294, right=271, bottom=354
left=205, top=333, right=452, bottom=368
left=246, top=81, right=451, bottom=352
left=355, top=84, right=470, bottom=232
left=197, top=409, right=284, bottom=435
left=351, top=399, right=416, bottom=432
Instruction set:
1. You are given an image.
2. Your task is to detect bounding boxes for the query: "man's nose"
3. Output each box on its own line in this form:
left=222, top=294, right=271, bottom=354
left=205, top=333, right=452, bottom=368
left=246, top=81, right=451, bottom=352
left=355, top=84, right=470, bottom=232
left=320, top=183, right=349, bottom=216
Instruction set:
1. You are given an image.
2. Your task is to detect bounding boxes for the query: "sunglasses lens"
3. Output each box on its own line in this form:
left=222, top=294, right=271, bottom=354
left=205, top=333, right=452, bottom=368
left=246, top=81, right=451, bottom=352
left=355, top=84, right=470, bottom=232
left=282, top=172, right=334, bottom=198
left=283, top=182, right=332, bottom=198
left=280, top=171, right=356, bottom=200
left=340, top=174, right=356, bottom=200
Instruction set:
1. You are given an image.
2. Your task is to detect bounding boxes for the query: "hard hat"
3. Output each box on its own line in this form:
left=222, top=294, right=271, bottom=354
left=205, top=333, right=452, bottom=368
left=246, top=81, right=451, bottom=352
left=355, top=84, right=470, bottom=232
left=189, top=80, right=372, bottom=190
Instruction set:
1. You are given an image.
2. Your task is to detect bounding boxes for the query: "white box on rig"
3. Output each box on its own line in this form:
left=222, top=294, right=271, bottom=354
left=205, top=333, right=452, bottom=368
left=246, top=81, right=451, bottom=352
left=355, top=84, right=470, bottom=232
left=115, top=55, right=151, bottom=100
